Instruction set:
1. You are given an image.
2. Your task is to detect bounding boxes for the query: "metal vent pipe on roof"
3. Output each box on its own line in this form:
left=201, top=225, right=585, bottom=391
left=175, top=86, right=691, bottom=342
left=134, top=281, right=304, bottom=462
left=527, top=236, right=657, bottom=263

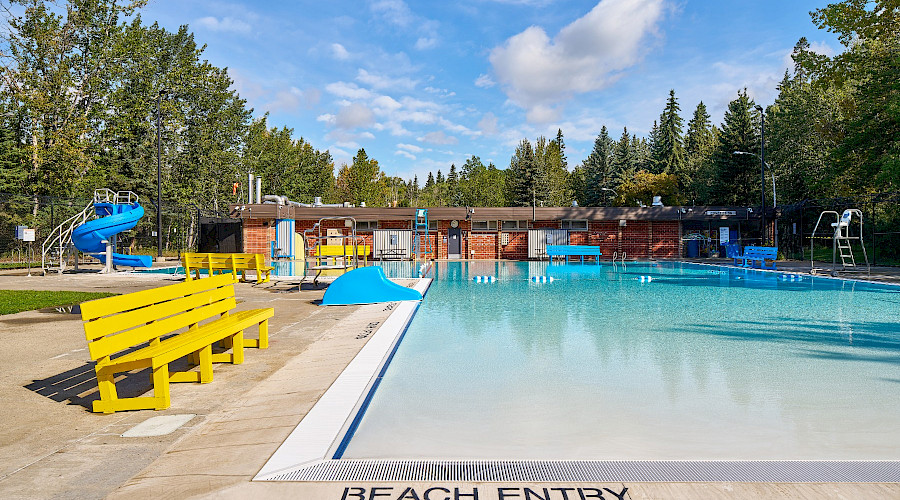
left=248, top=173, right=254, bottom=204
left=255, top=176, right=262, bottom=204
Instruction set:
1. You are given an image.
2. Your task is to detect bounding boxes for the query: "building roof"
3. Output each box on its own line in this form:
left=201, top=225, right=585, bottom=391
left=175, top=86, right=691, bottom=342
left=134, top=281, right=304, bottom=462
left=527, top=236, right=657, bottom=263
left=228, top=204, right=757, bottom=222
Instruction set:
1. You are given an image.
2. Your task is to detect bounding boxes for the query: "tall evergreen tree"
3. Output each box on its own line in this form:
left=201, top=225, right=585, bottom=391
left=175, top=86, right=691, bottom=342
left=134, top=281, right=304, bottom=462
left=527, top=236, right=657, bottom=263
left=610, top=127, right=635, bottom=198
left=507, top=138, right=536, bottom=206
left=581, top=127, right=614, bottom=205
left=545, top=129, right=572, bottom=206
left=684, top=101, right=717, bottom=204
left=657, top=90, right=687, bottom=176
left=647, top=120, right=663, bottom=174
left=709, top=89, right=761, bottom=205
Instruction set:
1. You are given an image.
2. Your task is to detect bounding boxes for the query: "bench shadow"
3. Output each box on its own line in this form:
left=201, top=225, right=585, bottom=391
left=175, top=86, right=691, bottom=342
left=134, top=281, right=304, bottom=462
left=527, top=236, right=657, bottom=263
left=24, top=357, right=196, bottom=411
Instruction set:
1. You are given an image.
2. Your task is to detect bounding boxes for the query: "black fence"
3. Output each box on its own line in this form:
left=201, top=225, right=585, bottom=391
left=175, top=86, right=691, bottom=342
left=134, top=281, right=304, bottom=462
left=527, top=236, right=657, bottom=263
left=776, top=192, right=900, bottom=266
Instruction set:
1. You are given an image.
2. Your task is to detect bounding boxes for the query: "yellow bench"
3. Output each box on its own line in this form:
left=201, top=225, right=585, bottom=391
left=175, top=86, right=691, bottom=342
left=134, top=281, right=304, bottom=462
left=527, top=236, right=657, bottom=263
left=80, top=273, right=274, bottom=413
left=313, top=245, right=371, bottom=265
left=182, top=252, right=274, bottom=284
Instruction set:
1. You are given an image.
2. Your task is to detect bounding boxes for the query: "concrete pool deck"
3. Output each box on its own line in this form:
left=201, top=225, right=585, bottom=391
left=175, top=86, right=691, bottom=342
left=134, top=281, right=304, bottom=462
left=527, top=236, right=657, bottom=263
left=0, top=261, right=898, bottom=499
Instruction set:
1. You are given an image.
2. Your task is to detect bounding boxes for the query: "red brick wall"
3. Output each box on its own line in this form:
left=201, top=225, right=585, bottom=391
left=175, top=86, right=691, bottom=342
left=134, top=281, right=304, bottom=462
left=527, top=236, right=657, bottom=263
left=242, top=217, right=683, bottom=260
left=469, top=232, right=498, bottom=259
left=499, top=231, right=528, bottom=259
left=651, top=221, right=680, bottom=258
left=242, top=219, right=274, bottom=255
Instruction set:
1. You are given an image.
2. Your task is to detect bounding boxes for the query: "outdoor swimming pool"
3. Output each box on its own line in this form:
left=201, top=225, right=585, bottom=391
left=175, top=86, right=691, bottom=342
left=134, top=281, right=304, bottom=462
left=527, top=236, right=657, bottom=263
left=339, top=261, right=900, bottom=461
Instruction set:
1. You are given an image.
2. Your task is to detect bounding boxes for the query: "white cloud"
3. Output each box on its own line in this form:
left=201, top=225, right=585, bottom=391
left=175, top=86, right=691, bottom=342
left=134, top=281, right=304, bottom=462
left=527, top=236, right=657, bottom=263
left=415, top=37, right=438, bottom=50
left=357, top=69, right=418, bottom=91
left=196, top=16, right=252, bottom=34
left=418, top=131, right=458, bottom=145
left=325, top=81, right=374, bottom=100
left=397, top=143, right=424, bottom=153
left=370, top=0, right=416, bottom=27
left=474, top=74, right=496, bottom=88
left=372, top=95, right=403, bottom=113
left=489, top=0, right=666, bottom=123
left=335, top=103, right=376, bottom=129
left=369, top=0, right=440, bottom=50
left=395, top=150, right=417, bottom=160
left=331, top=43, right=350, bottom=60
left=266, top=87, right=304, bottom=112
left=478, top=112, right=499, bottom=136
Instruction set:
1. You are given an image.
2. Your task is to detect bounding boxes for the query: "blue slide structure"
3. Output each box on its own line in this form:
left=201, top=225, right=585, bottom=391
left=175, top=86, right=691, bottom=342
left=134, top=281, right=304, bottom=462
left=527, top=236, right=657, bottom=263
left=72, top=200, right=153, bottom=268
left=321, top=266, right=422, bottom=305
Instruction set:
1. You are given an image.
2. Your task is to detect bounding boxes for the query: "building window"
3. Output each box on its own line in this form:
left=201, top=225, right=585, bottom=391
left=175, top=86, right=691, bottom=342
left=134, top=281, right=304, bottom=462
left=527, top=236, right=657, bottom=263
left=561, top=220, right=588, bottom=231
left=428, top=220, right=438, bottom=231
left=356, top=220, right=378, bottom=231
left=471, top=220, right=498, bottom=231
left=501, top=220, right=528, bottom=231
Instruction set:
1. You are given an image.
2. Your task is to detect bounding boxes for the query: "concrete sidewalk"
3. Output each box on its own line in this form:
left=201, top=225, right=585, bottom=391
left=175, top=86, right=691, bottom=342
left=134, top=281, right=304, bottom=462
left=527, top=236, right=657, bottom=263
left=1, top=266, right=898, bottom=499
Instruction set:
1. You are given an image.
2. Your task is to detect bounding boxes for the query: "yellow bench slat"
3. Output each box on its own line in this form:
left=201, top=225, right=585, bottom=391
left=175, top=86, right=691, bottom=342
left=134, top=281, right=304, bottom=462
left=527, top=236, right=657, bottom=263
left=80, top=273, right=236, bottom=320
left=88, top=297, right=235, bottom=360
left=314, top=245, right=371, bottom=256
left=106, top=309, right=274, bottom=368
left=83, top=285, right=234, bottom=340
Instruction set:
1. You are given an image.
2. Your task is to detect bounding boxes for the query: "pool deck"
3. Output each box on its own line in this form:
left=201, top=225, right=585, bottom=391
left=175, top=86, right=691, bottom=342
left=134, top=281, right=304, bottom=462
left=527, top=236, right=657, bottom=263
left=0, top=260, right=898, bottom=499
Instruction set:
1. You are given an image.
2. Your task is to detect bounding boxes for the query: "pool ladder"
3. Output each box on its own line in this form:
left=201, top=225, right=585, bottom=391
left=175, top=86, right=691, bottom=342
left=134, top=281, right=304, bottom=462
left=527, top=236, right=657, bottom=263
left=612, top=251, right=626, bottom=263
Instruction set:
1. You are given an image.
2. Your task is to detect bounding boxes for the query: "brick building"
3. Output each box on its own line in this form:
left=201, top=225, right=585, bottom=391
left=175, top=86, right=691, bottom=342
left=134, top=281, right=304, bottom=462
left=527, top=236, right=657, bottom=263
left=229, top=204, right=760, bottom=260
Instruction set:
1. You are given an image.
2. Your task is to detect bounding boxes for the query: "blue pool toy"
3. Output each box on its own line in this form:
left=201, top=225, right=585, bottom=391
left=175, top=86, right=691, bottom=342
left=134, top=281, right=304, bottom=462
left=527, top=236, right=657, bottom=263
left=321, top=266, right=422, bottom=306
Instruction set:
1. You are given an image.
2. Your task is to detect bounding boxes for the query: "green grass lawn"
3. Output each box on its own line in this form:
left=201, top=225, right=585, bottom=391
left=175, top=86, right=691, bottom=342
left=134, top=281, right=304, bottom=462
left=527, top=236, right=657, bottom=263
left=0, top=262, right=41, bottom=270
left=0, top=289, right=116, bottom=315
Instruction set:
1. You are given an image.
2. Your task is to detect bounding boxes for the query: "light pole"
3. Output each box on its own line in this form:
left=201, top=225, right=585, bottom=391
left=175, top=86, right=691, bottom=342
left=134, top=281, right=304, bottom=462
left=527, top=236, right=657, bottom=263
left=156, top=89, right=166, bottom=260
left=734, top=150, right=777, bottom=245
left=600, top=187, right=617, bottom=206
left=755, top=104, right=766, bottom=243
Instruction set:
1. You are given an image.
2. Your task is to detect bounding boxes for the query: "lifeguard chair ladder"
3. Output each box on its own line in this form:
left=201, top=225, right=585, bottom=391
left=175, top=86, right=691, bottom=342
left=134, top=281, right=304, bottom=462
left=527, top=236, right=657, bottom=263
left=810, top=209, right=870, bottom=276
left=412, top=208, right=430, bottom=260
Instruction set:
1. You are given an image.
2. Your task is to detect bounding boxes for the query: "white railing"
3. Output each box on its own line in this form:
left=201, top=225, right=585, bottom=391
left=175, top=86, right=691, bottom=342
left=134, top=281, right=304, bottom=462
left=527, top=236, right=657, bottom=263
left=41, top=201, right=94, bottom=274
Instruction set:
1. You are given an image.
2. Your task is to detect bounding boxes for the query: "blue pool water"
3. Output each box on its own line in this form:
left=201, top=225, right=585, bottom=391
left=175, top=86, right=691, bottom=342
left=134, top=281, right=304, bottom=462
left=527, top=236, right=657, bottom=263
left=340, top=261, right=900, bottom=460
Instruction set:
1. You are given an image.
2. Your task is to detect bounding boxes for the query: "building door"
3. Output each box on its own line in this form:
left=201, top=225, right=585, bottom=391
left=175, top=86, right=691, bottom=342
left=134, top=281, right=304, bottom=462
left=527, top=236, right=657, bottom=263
left=448, top=226, right=461, bottom=259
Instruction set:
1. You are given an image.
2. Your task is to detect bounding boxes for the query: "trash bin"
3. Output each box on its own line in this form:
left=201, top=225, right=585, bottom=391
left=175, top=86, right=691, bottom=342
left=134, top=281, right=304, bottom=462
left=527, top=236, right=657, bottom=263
left=686, top=239, right=700, bottom=258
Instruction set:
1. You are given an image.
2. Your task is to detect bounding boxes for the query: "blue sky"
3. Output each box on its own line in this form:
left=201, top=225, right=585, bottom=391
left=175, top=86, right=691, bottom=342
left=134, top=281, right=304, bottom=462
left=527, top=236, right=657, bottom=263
left=139, top=0, right=840, bottom=181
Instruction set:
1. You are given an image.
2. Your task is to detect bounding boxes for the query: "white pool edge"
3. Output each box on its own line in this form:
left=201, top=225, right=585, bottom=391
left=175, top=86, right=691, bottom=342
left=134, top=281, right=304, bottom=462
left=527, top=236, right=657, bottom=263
left=254, top=277, right=432, bottom=480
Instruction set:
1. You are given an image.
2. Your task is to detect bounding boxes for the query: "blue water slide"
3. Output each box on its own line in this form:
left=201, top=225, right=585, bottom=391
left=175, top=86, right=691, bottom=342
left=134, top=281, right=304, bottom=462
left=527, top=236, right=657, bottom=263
left=322, top=266, right=422, bottom=305
left=72, top=201, right=153, bottom=268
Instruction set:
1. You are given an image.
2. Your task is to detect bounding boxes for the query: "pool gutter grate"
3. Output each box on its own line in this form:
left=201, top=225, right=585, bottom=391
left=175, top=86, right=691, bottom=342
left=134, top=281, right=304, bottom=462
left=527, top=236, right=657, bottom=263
left=258, top=459, right=900, bottom=482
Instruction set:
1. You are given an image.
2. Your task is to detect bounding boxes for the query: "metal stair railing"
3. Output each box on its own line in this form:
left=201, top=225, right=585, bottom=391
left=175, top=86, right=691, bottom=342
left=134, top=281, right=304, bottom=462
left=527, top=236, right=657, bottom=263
left=41, top=201, right=94, bottom=274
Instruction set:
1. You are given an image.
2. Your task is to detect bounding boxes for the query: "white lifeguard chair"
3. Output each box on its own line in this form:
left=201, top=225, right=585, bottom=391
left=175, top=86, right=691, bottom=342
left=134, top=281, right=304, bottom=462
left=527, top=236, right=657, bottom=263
left=810, top=208, right=870, bottom=275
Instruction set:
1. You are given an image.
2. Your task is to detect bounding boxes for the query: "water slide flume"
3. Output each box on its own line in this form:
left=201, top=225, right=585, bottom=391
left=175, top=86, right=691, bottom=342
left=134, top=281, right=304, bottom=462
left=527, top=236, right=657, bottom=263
left=72, top=191, right=152, bottom=269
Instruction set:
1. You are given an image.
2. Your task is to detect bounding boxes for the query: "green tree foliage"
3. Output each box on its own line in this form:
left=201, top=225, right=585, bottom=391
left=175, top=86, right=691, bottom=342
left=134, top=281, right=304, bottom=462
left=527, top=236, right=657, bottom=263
left=580, top=127, right=614, bottom=206
left=610, top=127, right=636, bottom=191
left=657, top=90, right=687, bottom=176
left=507, top=138, right=537, bottom=206
left=766, top=67, right=839, bottom=202
left=2, top=0, right=149, bottom=206
left=542, top=130, right=572, bottom=206
left=616, top=170, right=681, bottom=207
left=347, top=148, right=383, bottom=206
left=709, top=89, right=761, bottom=205
left=683, top=101, right=718, bottom=204
left=458, top=155, right=506, bottom=206
left=242, top=116, right=334, bottom=205
left=806, top=0, right=900, bottom=192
